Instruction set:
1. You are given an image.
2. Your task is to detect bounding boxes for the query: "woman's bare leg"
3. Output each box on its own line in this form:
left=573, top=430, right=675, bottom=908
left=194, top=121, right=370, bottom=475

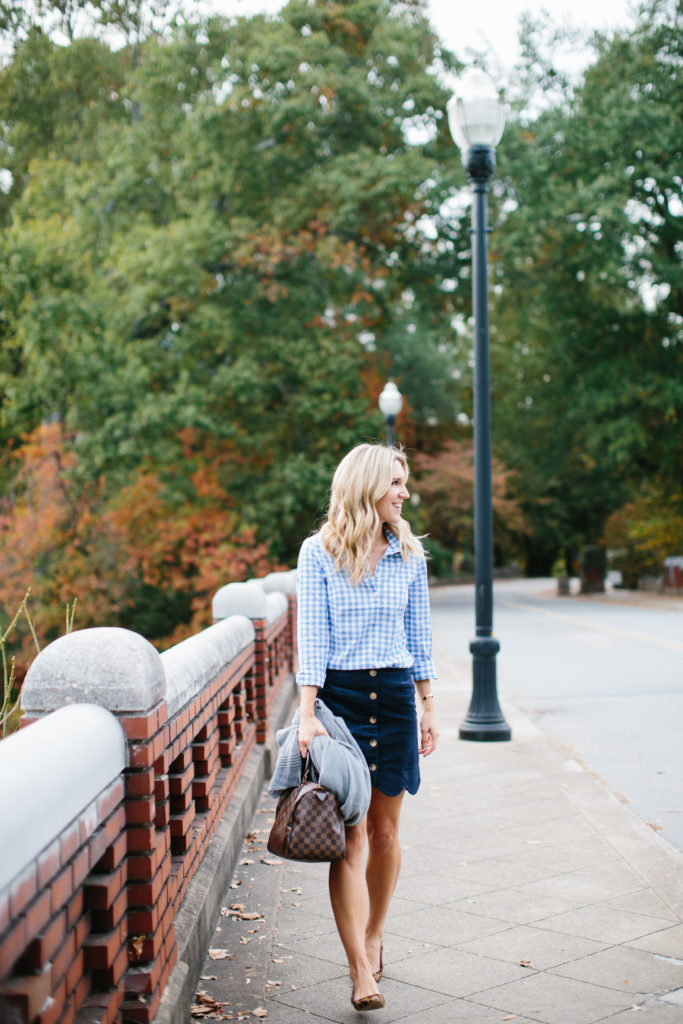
left=365, top=789, right=405, bottom=976
left=328, top=820, right=379, bottom=1001
left=366, top=790, right=403, bottom=974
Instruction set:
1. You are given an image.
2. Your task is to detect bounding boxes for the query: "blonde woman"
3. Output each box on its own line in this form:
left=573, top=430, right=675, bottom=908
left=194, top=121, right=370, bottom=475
left=296, top=443, right=438, bottom=1012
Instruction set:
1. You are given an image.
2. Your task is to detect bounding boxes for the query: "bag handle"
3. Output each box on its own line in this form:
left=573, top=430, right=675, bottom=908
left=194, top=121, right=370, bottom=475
left=301, top=753, right=317, bottom=784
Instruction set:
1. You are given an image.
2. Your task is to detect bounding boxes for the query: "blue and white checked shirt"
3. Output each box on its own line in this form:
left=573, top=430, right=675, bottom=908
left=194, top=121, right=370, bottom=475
left=296, top=531, right=437, bottom=689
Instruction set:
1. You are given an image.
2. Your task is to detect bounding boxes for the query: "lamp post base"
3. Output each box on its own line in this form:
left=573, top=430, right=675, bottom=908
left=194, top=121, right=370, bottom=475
left=459, top=637, right=512, bottom=742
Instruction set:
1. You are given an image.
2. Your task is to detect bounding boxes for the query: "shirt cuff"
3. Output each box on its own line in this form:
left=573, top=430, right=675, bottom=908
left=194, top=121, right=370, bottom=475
left=411, top=659, right=436, bottom=682
left=296, top=671, right=325, bottom=689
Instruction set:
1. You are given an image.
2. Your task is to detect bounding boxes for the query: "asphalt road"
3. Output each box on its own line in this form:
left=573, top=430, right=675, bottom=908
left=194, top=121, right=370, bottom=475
left=429, top=578, right=683, bottom=854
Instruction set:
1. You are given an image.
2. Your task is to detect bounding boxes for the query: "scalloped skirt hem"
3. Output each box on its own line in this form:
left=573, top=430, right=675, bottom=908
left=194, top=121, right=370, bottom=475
left=322, top=667, right=420, bottom=798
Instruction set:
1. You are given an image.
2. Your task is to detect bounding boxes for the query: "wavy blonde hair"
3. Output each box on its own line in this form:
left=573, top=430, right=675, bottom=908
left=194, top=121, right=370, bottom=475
left=319, top=443, right=423, bottom=585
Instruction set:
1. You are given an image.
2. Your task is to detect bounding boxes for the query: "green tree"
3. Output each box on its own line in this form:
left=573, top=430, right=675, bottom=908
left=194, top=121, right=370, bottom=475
left=602, top=483, right=683, bottom=588
left=0, top=0, right=471, bottom=565
left=0, top=28, right=127, bottom=219
left=0, top=0, right=26, bottom=36
left=487, top=0, right=683, bottom=572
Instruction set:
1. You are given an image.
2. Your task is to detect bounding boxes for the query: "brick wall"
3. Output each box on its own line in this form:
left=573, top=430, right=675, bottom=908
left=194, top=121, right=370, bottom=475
left=0, top=705, right=128, bottom=1024
left=1, top=573, right=297, bottom=1024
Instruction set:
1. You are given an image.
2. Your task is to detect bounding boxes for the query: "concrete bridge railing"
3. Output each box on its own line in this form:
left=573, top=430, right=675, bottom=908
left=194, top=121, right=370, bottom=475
left=0, top=571, right=298, bottom=1024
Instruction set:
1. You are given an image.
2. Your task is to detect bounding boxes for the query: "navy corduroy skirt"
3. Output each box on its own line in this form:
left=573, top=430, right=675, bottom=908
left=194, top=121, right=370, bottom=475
left=322, top=667, right=419, bottom=797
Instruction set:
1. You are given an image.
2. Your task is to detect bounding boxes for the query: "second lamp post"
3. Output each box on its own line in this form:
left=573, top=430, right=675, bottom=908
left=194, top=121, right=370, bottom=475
left=378, top=380, right=403, bottom=446
left=448, top=70, right=511, bottom=742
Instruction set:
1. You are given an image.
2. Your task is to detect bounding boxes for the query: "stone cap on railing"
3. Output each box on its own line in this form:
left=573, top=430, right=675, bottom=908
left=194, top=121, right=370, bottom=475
left=212, top=581, right=268, bottom=622
left=258, top=570, right=297, bottom=596
left=0, top=703, right=126, bottom=892
left=22, top=627, right=165, bottom=715
left=265, top=591, right=288, bottom=625
left=211, top=582, right=290, bottom=626
left=161, top=615, right=254, bottom=719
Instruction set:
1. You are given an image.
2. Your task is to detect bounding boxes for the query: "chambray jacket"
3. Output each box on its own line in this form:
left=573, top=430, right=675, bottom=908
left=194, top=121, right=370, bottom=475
left=295, top=531, right=436, bottom=689
left=268, top=700, right=371, bottom=826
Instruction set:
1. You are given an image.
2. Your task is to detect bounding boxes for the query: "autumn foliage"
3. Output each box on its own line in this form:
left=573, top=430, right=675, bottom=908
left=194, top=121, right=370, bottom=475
left=0, top=423, right=277, bottom=677
left=414, top=441, right=527, bottom=561
left=0, top=0, right=679, bottom=666
left=601, top=487, right=683, bottom=589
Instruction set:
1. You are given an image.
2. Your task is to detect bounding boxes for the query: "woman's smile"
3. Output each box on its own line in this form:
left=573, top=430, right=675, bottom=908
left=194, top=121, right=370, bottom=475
left=376, top=459, right=409, bottom=525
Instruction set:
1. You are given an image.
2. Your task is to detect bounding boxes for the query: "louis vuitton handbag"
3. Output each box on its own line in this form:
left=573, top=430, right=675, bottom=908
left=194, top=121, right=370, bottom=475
left=267, top=755, right=346, bottom=862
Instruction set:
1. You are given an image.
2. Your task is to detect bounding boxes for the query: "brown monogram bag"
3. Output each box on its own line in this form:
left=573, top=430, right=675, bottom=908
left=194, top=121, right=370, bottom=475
left=267, top=756, right=346, bottom=862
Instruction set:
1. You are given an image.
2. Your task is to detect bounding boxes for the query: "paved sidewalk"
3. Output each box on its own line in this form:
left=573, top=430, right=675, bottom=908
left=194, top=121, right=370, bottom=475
left=547, top=580, right=683, bottom=613
left=191, top=672, right=683, bottom=1024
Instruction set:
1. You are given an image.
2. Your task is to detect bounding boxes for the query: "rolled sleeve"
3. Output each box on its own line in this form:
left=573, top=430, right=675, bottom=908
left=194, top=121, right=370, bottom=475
left=296, top=537, right=331, bottom=688
left=404, top=554, right=436, bottom=682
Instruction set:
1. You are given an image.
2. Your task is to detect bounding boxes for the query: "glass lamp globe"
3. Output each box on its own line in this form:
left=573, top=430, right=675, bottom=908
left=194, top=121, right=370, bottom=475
left=447, top=67, right=505, bottom=151
left=378, top=381, right=403, bottom=418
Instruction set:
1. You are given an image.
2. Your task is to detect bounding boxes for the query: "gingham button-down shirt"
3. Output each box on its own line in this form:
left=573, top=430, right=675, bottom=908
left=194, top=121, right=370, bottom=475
left=295, top=531, right=437, bottom=689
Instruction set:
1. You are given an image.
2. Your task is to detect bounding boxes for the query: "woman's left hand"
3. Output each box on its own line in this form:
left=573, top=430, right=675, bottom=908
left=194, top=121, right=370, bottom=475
left=419, top=709, right=439, bottom=756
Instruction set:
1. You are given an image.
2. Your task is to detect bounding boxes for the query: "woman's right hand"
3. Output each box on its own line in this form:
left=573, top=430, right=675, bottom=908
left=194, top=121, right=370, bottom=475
left=297, top=714, right=329, bottom=759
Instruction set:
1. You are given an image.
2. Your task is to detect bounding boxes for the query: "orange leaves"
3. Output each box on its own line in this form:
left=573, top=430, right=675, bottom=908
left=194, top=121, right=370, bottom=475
left=415, top=440, right=527, bottom=551
left=0, top=424, right=279, bottom=669
left=106, top=453, right=275, bottom=643
left=3, top=422, right=77, bottom=568
left=0, top=423, right=127, bottom=677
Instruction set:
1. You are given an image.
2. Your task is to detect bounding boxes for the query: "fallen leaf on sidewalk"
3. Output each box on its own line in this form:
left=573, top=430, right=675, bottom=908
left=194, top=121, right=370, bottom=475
left=191, top=992, right=226, bottom=1018
left=260, top=857, right=281, bottom=866
left=240, top=858, right=255, bottom=865
left=208, top=949, right=234, bottom=960
left=501, top=1017, right=518, bottom=1021
left=200, top=975, right=217, bottom=981
left=251, top=1009, right=268, bottom=1018
left=228, top=904, right=266, bottom=920
left=646, top=822, right=663, bottom=832
left=520, top=960, right=533, bottom=968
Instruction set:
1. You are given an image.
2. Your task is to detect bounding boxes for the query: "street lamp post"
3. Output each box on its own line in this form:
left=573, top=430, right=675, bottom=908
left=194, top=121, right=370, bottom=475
left=448, top=70, right=511, bottom=742
left=378, top=380, right=403, bottom=446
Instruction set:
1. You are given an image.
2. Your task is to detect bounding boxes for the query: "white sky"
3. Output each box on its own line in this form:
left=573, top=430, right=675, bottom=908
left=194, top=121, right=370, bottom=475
left=204, top=0, right=639, bottom=74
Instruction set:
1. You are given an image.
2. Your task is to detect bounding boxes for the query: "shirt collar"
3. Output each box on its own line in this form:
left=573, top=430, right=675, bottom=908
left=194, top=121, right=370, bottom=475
left=384, top=529, right=402, bottom=554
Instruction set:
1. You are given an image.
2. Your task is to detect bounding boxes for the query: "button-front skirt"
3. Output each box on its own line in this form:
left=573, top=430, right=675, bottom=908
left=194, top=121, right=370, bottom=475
left=322, top=668, right=419, bottom=797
